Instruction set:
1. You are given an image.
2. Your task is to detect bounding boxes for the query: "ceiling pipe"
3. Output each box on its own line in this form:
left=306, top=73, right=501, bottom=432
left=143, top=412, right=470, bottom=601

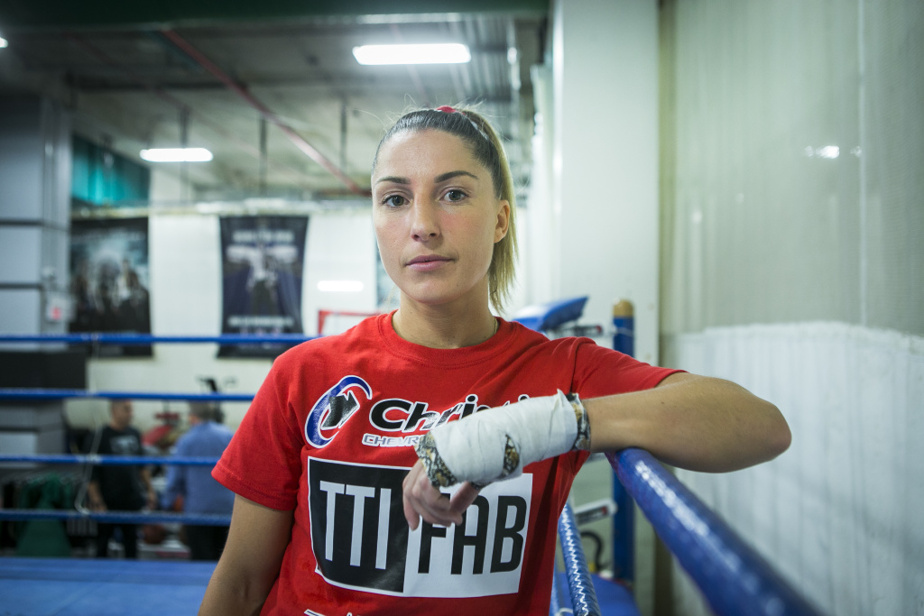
left=160, top=28, right=369, bottom=197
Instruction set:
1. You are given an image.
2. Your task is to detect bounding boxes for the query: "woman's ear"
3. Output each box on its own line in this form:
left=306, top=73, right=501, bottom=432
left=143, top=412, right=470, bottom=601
left=494, top=200, right=510, bottom=243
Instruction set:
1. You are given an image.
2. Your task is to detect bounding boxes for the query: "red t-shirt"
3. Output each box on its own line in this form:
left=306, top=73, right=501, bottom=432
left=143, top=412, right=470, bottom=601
left=213, top=313, right=678, bottom=615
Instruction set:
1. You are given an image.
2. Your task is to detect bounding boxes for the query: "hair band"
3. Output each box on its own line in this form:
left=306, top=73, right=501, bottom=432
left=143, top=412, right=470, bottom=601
left=435, top=105, right=457, bottom=113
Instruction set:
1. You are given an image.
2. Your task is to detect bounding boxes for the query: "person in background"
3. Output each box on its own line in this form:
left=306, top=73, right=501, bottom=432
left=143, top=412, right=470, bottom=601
left=86, top=398, right=155, bottom=559
left=161, top=402, right=235, bottom=561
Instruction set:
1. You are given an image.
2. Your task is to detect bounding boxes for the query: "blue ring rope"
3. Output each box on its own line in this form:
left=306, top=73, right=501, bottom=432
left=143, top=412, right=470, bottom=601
left=0, top=509, right=230, bottom=526
left=608, top=448, right=822, bottom=616
left=0, top=454, right=218, bottom=466
left=0, top=389, right=254, bottom=402
left=0, top=333, right=317, bottom=345
left=0, top=455, right=229, bottom=525
left=557, top=501, right=602, bottom=616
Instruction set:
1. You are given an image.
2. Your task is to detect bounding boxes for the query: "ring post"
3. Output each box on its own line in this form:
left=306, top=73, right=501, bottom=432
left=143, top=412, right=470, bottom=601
left=611, top=299, right=635, bottom=587
left=611, top=299, right=634, bottom=357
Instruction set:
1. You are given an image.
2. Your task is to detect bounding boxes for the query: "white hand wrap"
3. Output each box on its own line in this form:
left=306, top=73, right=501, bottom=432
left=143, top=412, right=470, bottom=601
left=415, top=390, right=591, bottom=488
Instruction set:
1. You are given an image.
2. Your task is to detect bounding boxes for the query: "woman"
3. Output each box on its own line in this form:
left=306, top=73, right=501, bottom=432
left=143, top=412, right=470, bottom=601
left=200, top=107, right=791, bottom=615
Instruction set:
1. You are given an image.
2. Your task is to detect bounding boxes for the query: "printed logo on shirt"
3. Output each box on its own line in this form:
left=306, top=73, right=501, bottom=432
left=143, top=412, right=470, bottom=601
left=111, top=434, right=140, bottom=454
left=307, top=458, right=531, bottom=598
left=304, top=376, right=511, bottom=451
left=305, top=375, right=374, bottom=447
left=367, top=393, right=489, bottom=432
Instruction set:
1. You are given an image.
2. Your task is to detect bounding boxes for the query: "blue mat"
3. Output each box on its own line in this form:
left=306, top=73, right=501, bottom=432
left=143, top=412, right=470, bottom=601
left=0, top=557, right=639, bottom=615
left=553, top=571, right=641, bottom=616
left=0, top=557, right=215, bottom=616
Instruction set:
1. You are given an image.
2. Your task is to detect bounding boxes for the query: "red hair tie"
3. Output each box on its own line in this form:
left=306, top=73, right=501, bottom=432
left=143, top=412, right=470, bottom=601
left=435, top=105, right=457, bottom=113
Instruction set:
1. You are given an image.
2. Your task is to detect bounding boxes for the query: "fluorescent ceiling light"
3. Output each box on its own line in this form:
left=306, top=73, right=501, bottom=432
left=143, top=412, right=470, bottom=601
left=140, top=147, right=213, bottom=162
left=0, top=37, right=8, bottom=49
left=353, top=43, right=471, bottom=65
left=317, top=280, right=364, bottom=293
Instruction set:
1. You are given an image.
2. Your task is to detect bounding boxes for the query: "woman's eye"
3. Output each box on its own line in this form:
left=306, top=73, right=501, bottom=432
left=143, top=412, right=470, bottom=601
left=444, top=189, right=467, bottom=202
left=382, top=195, right=407, bottom=208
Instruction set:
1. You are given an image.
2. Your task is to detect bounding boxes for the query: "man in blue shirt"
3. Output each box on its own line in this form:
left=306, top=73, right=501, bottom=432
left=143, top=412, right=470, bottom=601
left=161, top=403, right=234, bottom=560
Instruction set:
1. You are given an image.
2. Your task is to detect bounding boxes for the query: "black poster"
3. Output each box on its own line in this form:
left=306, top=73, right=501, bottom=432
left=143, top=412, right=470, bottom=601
left=219, top=215, right=308, bottom=357
left=69, top=217, right=151, bottom=357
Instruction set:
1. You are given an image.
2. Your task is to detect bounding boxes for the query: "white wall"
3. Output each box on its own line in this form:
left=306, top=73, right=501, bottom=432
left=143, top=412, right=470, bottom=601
left=665, top=324, right=924, bottom=615
left=659, top=1, right=924, bottom=614
left=548, top=0, right=660, bottom=366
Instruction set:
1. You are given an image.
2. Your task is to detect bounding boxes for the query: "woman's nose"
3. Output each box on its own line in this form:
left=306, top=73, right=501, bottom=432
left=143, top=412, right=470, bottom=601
left=410, top=200, right=439, bottom=240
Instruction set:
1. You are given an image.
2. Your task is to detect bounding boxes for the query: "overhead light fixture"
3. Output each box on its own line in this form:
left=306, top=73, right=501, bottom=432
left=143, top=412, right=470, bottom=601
left=140, top=147, right=213, bottom=162
left=352, top=43, right=471, bottom=66
left=0, top=36, right=8, bottom=49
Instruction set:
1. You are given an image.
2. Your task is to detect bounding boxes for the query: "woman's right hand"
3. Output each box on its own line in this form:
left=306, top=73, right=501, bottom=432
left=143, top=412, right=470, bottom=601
left=402, top=460, right=479, bottom=530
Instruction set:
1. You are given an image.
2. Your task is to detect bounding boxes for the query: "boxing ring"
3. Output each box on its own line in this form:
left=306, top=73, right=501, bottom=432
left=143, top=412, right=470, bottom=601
left=0, top=332, right=822, bottom=615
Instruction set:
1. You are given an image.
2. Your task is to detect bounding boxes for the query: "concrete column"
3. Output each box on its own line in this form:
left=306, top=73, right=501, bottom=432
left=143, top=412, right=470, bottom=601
left=551, top=0, right=660, bottom=365
left=0, top=95, right=72, bottom=336
left=0, top=96, right=74, bottom=456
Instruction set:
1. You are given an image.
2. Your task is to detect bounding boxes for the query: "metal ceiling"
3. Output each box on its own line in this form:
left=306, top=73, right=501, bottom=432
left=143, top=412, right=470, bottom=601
left=0, top=1, right=548, bottom=203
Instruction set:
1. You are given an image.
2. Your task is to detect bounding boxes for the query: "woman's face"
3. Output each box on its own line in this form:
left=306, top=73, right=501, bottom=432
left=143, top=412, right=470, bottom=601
left=372, top=129, right=509, bottom=311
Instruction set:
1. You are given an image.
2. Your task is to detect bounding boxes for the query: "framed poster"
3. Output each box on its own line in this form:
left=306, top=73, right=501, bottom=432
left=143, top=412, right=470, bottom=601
left=69, top=217, right=151, bottom=357
left=219, top=215, right=308, bottom=357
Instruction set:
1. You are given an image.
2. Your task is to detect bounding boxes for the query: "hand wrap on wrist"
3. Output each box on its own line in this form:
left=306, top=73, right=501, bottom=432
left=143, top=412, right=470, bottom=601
left=415, top=390, right=591, bottom=488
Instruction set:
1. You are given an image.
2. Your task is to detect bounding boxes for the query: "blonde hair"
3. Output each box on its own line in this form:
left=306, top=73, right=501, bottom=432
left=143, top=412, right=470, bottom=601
left=372, top=107, right=519, bottom=312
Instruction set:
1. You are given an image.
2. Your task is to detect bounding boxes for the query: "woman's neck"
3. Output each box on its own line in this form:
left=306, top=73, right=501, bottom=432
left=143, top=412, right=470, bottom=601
left=392, top=301, right=498, bottom=349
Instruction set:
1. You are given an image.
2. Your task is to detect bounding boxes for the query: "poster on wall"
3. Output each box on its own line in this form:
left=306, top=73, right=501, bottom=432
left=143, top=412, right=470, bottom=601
left=69, top=217, right=151, bottom=357
left=219, top=215, right=308, bottom=357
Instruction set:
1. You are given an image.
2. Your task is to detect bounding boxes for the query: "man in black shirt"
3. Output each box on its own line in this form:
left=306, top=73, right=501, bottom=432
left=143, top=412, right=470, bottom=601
left=86, top=399, right=155, bottom=558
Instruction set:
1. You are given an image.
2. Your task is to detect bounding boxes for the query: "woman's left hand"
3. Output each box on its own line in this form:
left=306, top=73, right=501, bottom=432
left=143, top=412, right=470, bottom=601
left=402, top=460, right=479, bottom=530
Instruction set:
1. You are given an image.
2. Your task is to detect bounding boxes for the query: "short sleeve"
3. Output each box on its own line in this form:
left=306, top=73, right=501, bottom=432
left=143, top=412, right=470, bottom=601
left=571, top=340, right=682, bottom=399
left=212, top=360, right=304, bottom=511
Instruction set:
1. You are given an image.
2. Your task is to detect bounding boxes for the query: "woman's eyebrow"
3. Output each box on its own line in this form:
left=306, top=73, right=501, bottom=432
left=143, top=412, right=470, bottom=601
left=374, top=170, right=480, bottom=186
left=435, top=170, right=479, bottom=183
left=374, top=175, right=409, bottom=185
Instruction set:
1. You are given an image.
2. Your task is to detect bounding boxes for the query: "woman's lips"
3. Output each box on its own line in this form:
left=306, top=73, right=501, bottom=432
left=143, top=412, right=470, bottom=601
left=406, top=255, right=451, bottom=272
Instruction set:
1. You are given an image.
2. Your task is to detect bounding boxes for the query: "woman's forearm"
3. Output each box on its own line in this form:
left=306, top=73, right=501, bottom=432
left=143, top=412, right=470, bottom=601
left=199, top=495, right=293, bottom=615
left=199, top=570, right=276, bottom=616
left=585, top=372, right=791, bottom=472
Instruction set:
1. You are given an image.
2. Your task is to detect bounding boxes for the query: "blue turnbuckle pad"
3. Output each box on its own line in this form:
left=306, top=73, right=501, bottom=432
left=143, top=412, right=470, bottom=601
left=512, top=296, right=588, bottom=332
